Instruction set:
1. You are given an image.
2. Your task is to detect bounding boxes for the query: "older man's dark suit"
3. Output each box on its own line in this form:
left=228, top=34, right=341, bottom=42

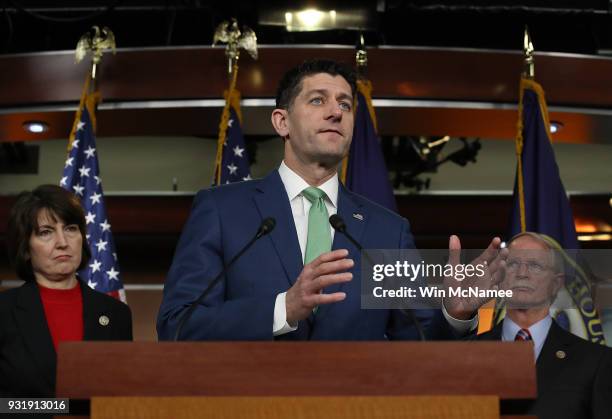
left=475, top=319, right=612, bottom=419
left=0, top=280, right=133, bottom=397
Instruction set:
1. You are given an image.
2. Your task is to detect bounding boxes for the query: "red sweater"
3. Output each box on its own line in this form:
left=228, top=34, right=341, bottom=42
left=38, top=282, right=84, bottom=351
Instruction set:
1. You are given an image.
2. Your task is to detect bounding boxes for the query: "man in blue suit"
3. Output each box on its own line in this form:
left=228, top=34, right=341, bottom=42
left=157, top=59, right=503, bottom=340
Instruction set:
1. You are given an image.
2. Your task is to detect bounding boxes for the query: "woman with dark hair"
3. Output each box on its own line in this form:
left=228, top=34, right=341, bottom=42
left=0, top=184, right=132, bottom=397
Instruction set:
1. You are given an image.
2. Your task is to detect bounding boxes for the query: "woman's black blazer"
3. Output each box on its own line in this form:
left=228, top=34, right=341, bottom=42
left=0, top=280, right=132, bottom=397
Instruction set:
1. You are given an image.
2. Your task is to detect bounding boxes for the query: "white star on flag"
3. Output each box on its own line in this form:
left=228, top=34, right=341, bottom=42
left=95, top=239, right=108, bottom=252
left=242, top=174, right=252, bottom=181
left=233, top=146, right=245, bottom=157
left=89, top=259, right=102, bottom=273
left=78, top=165, right=91, bottom=178
left=100, top=220, right=111, bottom=232
left=71, top=139, right=79, bottom=149
left=90, top=192, right=101, bottom=205
left=77, top=121, right=85, bottom=131
left=94, top=175, right=101, bottom=185
left=227, top=163, right=238, bottom=175
left=73, top=184, right=85, bottom=196
left=228, top=118, right=234, bottom=127
left=85, top=211, right=96, bottom=224
left=60, top=176, right=67, bottom=186
left=106, top=267, right=120, bottom=281
left=64, top=157, right=74, bottom=168
left=87, top=280, right=97, bottom=289
left=84, top=146, right=96, bottom=158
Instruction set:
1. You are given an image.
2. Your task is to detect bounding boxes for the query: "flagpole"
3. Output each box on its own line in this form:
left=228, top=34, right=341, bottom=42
left=341, top=34, right=368, bottom=184
left=516, top=26, right=536, bottom=233
left=70, top=26, right=116, bottom=150
left=214, top=65, right=239, bottom=185
left=212, top=18, right=257, bottom=186
left=67, top=72, right=92, bottom=152
left=479, top=28, right=537, bottom=334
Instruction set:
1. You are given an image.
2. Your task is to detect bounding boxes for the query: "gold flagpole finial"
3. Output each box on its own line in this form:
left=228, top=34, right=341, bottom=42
left=75, top=26, right=117, bottom=82
left=355, top=33, right=368, bottom=76
left=213, top=18, right=258, bottom=76
left=523, top=26, right=535, bottom=79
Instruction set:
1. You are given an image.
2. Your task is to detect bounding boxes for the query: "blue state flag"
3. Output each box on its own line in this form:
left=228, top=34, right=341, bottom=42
left=506, top=78, right=605, bottom=344
left=509, top=79, right=578, bottom=248
left=342, top=80, right=397, bottom=212
left=60, top=103, right=126, bottom=302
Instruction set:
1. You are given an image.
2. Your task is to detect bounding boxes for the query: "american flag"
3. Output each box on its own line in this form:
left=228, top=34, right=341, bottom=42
left=60, top=106, right=126, bottom=302
left=216, top=105, right=251, bottom=185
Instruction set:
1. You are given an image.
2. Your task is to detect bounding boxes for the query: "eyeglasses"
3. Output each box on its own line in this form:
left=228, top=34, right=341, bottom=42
left=506, top=259, right=551, bottom=275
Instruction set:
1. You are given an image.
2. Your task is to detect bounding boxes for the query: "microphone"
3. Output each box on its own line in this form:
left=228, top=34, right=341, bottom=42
left=328, top=214, right=426, bottom=341
left=173, top=217, right=276, bottom=341
left=255, top=217, right=276, bottom=239
left=329, top=214, right=374, bottom=265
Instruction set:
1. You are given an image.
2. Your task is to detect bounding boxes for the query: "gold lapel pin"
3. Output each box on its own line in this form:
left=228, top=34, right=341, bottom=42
left=99, top=315, right=110, bottom=326
left=555, top=350, right=566, bottom=359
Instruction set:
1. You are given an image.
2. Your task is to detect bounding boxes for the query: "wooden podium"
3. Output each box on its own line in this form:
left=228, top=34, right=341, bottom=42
left=56, top=342, right=536, bottom=419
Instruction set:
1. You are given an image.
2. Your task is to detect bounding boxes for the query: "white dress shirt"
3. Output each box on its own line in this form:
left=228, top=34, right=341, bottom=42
left=502, top=314, right=552, bottom=360
left=272, top=161, right=478, bottom=336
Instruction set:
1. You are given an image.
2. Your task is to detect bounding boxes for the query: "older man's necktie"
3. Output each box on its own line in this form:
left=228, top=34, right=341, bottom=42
left=515, top=328, right=533, bottom=341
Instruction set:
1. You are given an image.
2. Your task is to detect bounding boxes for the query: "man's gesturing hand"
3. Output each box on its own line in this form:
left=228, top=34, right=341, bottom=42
left=286, top=249, right=353, bottom=325
left=443, top=235, right=508, bottom=320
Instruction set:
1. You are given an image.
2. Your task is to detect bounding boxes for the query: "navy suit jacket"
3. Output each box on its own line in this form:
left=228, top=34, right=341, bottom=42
left=475, top=319, right=612, bottom=419
left=157, top=170, right=453, bottom=341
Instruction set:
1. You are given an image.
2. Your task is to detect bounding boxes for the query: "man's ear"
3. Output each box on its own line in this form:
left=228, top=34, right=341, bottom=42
left=271, top=108, right=289, bottom=138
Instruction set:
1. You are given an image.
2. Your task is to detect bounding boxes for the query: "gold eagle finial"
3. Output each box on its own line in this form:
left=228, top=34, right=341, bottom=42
left=523, top=26, right=535, bottom=79
left=75, top=26, right=116, bottom=80
left=213, top=18, right=258, bottom=75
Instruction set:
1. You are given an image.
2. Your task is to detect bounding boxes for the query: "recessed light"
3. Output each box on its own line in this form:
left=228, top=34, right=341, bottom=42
left=262, top=7, right=372, bottom=32
left=23, top=121, right=49, bottom=133
left=550, top=121, right=563, bottom=134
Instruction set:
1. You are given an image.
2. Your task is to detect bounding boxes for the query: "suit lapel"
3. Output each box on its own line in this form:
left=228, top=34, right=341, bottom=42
left=331, top=184, right=367, bottom=254
left=536, top=320, right=572, bottom=388
left=314, top=186, right=367, bottom=321
left=328, top=185, right=366, bottom=294
left=253, top=171, right=304, bottom=287
left=14, top=282, right=56, bottom=389
left=81, top=281, right=113, bottom=340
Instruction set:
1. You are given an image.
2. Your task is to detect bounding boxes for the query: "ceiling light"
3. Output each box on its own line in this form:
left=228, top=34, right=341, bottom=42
left=23, top=121, right=49, bottom=133
left=296, top=9, right=325, bottom=28
left=550, top=121, right=563, bottom=134
left=578, top=234, right=612, bottom=242
left=260, top=5, right=374, bottom=32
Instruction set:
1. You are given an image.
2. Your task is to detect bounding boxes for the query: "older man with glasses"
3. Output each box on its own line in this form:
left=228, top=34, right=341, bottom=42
left=474, top=231, right=612, bottom=419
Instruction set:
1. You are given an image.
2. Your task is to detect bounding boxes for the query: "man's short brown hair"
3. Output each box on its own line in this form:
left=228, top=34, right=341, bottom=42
left=275, top=59, right=357, bottom=110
